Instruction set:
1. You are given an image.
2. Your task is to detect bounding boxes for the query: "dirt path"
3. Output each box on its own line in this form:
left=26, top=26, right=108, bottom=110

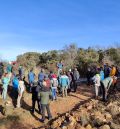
left=0, top=84, right=94, bottom=129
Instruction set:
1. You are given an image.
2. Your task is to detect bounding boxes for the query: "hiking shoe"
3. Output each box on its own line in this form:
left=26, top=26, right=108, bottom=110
left=39, top=119, right=45, bottom=123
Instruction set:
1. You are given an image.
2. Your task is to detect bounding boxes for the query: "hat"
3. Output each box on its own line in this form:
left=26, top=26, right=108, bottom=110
left=52, top=74, right=57, bottom=78
left=69, top=69, right=71, bottom=72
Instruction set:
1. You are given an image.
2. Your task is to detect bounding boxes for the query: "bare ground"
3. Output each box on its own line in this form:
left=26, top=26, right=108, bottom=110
left=0, top=84, right=94, bottom=129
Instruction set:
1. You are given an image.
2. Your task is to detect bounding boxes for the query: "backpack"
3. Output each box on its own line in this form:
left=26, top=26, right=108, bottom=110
left=52, top=78, right=58, bottom=87
left=45, top=79, right=51, bottom=88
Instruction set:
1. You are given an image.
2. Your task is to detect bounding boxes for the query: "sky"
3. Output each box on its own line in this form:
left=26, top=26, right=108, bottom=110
left=0, top=0, right=120, bottom=61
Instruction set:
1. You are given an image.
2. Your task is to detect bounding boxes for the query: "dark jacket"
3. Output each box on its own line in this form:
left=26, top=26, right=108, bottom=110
left=73, top=70, right=80, bottom=81
left=32, top=83, right=41, bottom=101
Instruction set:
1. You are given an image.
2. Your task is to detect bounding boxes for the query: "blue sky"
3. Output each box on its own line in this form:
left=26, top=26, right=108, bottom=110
left=0, top=0, right=120, bottom=61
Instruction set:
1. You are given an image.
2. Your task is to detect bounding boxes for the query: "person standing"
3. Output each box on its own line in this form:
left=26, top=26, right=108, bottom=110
left=31, top=82, right=41, bottom=114
left=2, top=73, right=10, bottom=100
left=0, top=62, right=4, bottom=79
left=67, top=69, right=73, bottom=93
left=38, top=76, right=52, bottom=123
left=57, top=60, right=63, bottom=76
left=12, top=75, right=19, bottom=107
left=73, top=68, right=80, bottom=92
left=28, top=69, right=35, bottom=92
left=38, top=69, right=45, bottom=86
left=104, top=63, right=110, bottom=78
left=51, top=73, right=58, bottom=100
left=18, top=65, right=24, bottom=80
left=59, top=72, right=69, bottom=97
left=110, top=65, right=116, bottom=77
left=17, top=78, right=25, bottom=108
left=86, top=68, right=92, bottom=86
left=6, top=62, right=12, bottom=80
left=92, top=72, right=101, bottom=99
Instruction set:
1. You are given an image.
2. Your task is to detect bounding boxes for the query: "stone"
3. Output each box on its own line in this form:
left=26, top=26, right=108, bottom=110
left=51, top=121, right=59, bottom=129
left=110, top=122, right=120, bottom=129
left=62, top=126, right=67, bottom=129
left=104, top=113, right=112, bottom=120
left=86, top=124, right=92, bottom=129
left=99, top=125, right=110, bottom=129
left=81, top=115, right=89, bottom=126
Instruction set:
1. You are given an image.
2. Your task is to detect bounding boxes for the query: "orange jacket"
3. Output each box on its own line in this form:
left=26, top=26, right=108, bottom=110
left=110, top=67, right=116, bottom=76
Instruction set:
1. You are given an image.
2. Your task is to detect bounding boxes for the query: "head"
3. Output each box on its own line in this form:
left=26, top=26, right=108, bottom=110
left=69, top=69, right=71, bottom=72
left=30, top=68, right=33, bottom=72
left=50, top=71, right=53, bottom=74
left=4, top=73, right=8, bottom=77
left=9, top=61, right=12, bottom=65
left=88, top=68, right=91, bottom=71
left=74, top=68, right=77, bottom=71
left=112, top=65, right=114, bottom=68
left=44, top=75, right=48, bottom=81
left=106, top=63, right=108, bottom=66
left=41, top=69, right=44, bottom=73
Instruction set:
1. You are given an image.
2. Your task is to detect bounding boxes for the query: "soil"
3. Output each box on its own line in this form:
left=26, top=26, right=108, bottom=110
left=0, top=84, right=94, bottom=129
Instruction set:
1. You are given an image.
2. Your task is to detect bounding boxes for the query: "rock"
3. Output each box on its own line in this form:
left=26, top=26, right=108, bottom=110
left=81, top=115, right=89, bottom=126
left=99, top=125, right=110, bottom=129
left=86, top=124, right=92, bottom=129
left=110, top=122, right=120, bottom=129
left=75, top=123, right=82, bottom=129
left=107, top=103, right=120, bottom=116
left=91, top=111, right=107, bottom=126
left=104, top=113, right=112, bottom=121
left=79, top=127, right=86, bottom=129
left=62, top=126, right=67, bottom=129
left=87, top=105, right=93, bottom=110
left=51, top=121, right=60, bottom=129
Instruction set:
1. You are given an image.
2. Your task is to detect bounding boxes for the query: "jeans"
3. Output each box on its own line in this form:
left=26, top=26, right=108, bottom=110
left=51, top=87, right=57, bottom=100
left=2, top=85, right=8, bottom=100
left=41, top=104, right=52, bottom=120
left=62, top=86, right=68, bottom=97
left=101, top=82, right=108, bottom=101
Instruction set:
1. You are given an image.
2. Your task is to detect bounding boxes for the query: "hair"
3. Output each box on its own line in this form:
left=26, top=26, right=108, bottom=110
left=30, top=68, right=33, bottom=72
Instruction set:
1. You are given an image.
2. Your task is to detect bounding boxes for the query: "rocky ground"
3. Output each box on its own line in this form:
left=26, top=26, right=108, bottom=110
left=0, top=80, right=120, bottom=129
left=45, top=82, right=120, bottom=129
left=0, top=83, right=94, bottom=129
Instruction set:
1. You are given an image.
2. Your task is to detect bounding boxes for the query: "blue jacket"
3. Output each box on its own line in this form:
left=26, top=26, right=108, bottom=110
left=60, top=75, right=69, bottom=87
left=6, top=64, right=12, bottom=73
left=12, top=77, right=19, bottom=89
left=38, top=72, right=45, bottom=82
left=57, top=63, right=63, bottom=69
left=28, top=72, right=35, bottom=82
left=100, top=71, right=104, bottom=81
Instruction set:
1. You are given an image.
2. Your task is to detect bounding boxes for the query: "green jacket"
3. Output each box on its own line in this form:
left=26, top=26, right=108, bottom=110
left=38, top=91, right=52, bottom=105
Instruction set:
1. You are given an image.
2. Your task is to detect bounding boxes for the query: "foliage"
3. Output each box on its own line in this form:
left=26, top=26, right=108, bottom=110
left=16, top=44, right=120, bottom=76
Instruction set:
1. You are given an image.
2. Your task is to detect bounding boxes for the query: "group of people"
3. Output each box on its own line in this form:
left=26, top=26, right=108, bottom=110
left=0, top=61, right=80, bottom=122
left=86, top=64, right=119, bottom=102
left=0, top=61, right=119, bottom=122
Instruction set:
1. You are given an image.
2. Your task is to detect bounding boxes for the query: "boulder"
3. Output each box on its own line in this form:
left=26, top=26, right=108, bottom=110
left=110, top=122, right=120, bottom=129
left=99, top=125, right=110, bottom=129
left=86, top=124, right=92, bottom=129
